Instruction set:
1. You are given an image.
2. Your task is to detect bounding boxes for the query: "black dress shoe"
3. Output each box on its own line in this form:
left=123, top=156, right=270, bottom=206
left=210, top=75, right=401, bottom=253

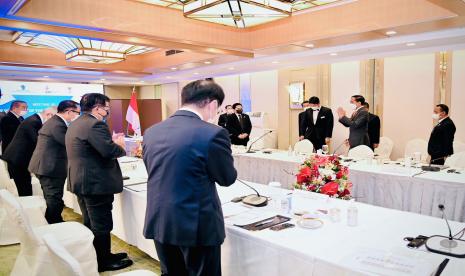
left=98, top=258, right=133, bottom=272
left=109, top=252, right=128, bottom=261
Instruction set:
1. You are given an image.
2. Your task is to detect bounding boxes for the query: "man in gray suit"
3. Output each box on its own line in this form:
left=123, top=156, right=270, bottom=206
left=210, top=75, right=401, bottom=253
left=29, top=100, right=80, bottom=224
left=143, top=80, right=237, bottom=276
left=337, top=95, right=370, bottom=149
left=66, top=93, right=133, bottom=272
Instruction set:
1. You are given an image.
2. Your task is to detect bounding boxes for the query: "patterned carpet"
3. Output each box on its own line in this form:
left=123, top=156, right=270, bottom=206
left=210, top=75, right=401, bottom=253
left=0, top=207, right=161, bottom=276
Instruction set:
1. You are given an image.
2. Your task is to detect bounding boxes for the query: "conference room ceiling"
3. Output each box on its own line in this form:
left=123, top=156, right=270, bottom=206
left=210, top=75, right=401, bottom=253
left=0, top=0, right=464, bottom=84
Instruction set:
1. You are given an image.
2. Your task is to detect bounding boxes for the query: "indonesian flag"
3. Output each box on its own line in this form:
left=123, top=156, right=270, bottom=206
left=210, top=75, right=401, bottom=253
left=126, top=87, right=141, bottom=136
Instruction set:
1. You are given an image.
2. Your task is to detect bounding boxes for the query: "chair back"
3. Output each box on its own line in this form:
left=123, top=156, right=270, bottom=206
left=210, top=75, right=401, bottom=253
left=294, top=140, right=314, bottom=155
left=404, top=139, right=428, bottom=162
left=454, top=141, right=465, bottom=155
left=445, top=152, right=465, bottom=169
left=0, top=159, right=19, bottom=196
left=374, top=136, right=394, bottom=160
left=42, top=234, right=86, bottom=276
left=348, top=145, right=374, bottom=159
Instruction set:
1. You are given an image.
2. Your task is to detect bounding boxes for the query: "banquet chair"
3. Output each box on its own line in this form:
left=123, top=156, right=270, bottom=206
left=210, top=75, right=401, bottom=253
left=294, top=139, right=314, bottom=155
left=445, top=152, right=465, bottom=169
left=42, top=234, right=157, bottom=276
left=454, top=141, right=465, bottom=154
left=0, top=190, right=98, bottom=276
left=348, top=145, right=374, bottom=159
left=374, top=136, right=394, bottom=160
left=404, top=138, right=428, bottom=162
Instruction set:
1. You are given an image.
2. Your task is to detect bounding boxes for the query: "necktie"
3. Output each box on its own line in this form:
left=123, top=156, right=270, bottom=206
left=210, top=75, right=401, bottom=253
left=19, top=116, right=24, bottom=122
left=239, top=114, right=244, bottom=130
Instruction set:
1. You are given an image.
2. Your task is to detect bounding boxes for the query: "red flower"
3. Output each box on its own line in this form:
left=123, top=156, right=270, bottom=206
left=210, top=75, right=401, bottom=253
left=336, top=171, right=344, bottom=179
left=320, top=182, right=339, bottom=196
left=297, top=166, right=312, bottom=183
left=338, top=189, right=350, bottom=197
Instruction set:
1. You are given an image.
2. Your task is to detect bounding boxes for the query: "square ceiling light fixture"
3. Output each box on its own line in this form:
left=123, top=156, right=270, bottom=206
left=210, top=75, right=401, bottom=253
left=13, top=32, right=156, bottom=64
left=137, top=0, right=346, bottom=28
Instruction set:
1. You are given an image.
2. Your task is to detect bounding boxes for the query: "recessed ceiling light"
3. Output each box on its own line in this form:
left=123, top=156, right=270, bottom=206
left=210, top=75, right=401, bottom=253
left=406, top=42, right=416, bottom=47
left=204, top=61, right=212, bottom=64
left=43, top=75, right=49, bottom=78
left=272, top=61, right=279, bottom=64
left=166, top=76, right=172, bottom=79
left=140, top=80, right=145, bottom=83
left=228, top=67, right=235, bottom=70
left=193, top=72, right=199, bottom=75
left=385, top=30, right=397, bottom=36
left=100, top=78, right=106, bottom=81
left=330, top=53, right=338, bottom=56
left=171, top=67, right=177, bottom=70
left=305, top=44, right=314, bottom=48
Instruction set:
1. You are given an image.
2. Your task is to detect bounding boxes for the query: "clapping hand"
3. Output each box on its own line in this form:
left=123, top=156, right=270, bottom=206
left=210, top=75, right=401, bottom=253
left=337, top=107, right=346, bottom=118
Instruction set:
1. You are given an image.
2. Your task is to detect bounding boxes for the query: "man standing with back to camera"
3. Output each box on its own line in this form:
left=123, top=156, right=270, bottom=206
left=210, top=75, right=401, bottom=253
left=143, top=80, right=237, bottom=276
left=66, top=93, right=133, bottom=272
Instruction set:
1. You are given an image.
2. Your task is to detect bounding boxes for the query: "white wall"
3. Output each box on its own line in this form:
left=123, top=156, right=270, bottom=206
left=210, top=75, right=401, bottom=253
left=330, top=61, right=360, bottom=154
left=250, top=70, right=279, bottom=130
left=160, top=82, right=180, bottom=120
left=451, top=50, right=465, bottom=145
left=384, top=53, right=435, bottom=159
left=214, top=75, right=240, bottom=111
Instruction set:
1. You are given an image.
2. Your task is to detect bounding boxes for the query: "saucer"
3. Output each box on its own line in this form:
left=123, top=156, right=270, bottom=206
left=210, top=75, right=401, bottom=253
left=297, top=218, right=324, bottom=229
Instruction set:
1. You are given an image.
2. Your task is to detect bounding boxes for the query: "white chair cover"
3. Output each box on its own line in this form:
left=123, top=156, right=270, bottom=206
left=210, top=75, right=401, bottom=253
left=0, top=190, right=98, bottom=276
left=374, top=136, right=394, bottom=160
left=454, top=141, right=465, bottom=154
left=404, top=138, right=428, bottom=162
left=0, top=159, right=43, bottom=196
left=348, top=145, right=375, bottom=159
left=43, top=234, right=157, bottom=276
left=294, top=140, right=314, bottom=155
left=0, top=191, right=47, bottom=245
left=445, top=152, right=465, bottom=169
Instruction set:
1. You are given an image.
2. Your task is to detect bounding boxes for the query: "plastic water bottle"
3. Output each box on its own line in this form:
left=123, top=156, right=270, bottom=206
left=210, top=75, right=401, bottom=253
left=347, top=199, right=358, bottom=227
left=280, top=192, right=291, bottom=214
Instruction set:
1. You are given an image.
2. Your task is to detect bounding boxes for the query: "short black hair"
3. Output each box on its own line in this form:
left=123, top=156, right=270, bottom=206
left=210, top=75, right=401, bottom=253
left=80, top=93, right=110, bottom=112
left=58, top=100, right=79, bottom=113
left=308, top=96, right=320, bottom=104
left=232, top=103, right=242, bottom=109
left=436, top=104, right=449, bottom=115
left=9, top=100, right=27, bottom=110
left=181, top=80, right=224, bottom=107
left=362, top=102, right=369, bottom=108
left=301, top=100, right=309, bottom=107
left=352, top=95, right=365, bottom=104
left=225, top=105, right=232, bottom=109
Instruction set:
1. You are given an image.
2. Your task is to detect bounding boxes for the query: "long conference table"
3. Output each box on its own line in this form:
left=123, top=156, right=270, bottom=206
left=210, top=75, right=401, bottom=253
left=63, top=157, right=465, bottom=276
left=233, top=150, right=465, bottom=222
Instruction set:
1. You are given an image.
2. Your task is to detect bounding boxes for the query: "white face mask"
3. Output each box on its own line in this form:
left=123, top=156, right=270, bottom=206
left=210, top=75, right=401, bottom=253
left=19, top=110, right=28, bottom=117
left=349, top=103, right=357, bottom=110
left=432, top=113, right=440, bottom=120
left=311, top=107, right=319, bottom=111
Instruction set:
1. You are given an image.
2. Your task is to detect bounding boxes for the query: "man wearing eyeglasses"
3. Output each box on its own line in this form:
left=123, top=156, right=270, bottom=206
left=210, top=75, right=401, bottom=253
left=65, top=93, right=133, bottom=272
left=29, top=100, right=80, bottom=224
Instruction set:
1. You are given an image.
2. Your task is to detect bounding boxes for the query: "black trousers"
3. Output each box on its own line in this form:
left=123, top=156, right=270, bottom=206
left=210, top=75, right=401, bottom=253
left=77, top=194, right=114, bottom=263
left=38, top=175, right=66, bottom=224
left=155, top=241, right=221, bottom=276
left=9, top=165, right=32, bottom=197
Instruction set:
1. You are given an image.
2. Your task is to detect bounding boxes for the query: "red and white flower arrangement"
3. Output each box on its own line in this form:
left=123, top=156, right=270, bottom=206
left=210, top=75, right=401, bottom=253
left=294, top=155, right=352, bottom=199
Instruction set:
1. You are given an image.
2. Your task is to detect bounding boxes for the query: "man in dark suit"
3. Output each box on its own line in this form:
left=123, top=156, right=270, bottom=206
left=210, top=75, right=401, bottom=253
left=299, top=97, right=334, bottom=150
left=226, top=103, right=252, bottom=146
left=337, top=95, right=370, bottom=149
left=298, top=100, right=310, bottom=140
left=0, top=100, right=28, bottom=154
left=0, top=89, right=6, bottom=144
left=29, top=100, right=80, bottom=223
left=66, top=93, right=132, bottom=272
left=362, top=102, right=381, bottom=150
left=2, top=106, right=55, bottom=196
left=217, top=104, right=233, bottom=128
left=143, top=80, right=237, bottom=276
left=428, top=104, right=456, bottom=165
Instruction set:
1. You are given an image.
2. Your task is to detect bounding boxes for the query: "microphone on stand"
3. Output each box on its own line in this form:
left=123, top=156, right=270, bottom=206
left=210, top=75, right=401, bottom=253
left=421, top=156, right=448, bottom=172
left=246, top=130, right=273, bottom=153
left=236, top=179, right=268, bottom=207
left=425, top=204, right=465, bottom=258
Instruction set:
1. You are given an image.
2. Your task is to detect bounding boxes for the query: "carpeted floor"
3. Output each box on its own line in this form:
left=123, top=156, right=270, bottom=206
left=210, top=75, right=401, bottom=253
left=0, top=207, right=161, bottom=276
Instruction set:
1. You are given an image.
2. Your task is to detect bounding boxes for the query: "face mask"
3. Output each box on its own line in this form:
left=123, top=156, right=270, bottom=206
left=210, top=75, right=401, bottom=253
left=311, top=107, right=319, bottom=111
left=432, top=113, right=440, bottom=120
left=349, top=103, right=357, bottom=110
left=19, top=110, right=27, bottom=116
left=236, top=109, right=243, bottom=114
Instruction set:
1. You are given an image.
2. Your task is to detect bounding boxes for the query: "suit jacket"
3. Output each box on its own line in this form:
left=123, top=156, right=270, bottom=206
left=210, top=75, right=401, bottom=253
left=339, top=107, right=370, bottom=149
left=217, top=113, right=228, bottom=128
left=367, top=113, right=381, bottom=147
left=66, top=114, right=126, bottom=195
left=143, top=110, right=237, bottom=246
left=29, top=115, right=68, bottom=178
left=226, top=113, right=252, bottom=145
left=0, top=111, right=6, bottom=143
left=299, top=106, right=334, bottom=149
left=2, top=114, right=42, bottom=168
left=0, top=111, right=23, bottom=153
left=428, top=117, right=456, bottom=159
